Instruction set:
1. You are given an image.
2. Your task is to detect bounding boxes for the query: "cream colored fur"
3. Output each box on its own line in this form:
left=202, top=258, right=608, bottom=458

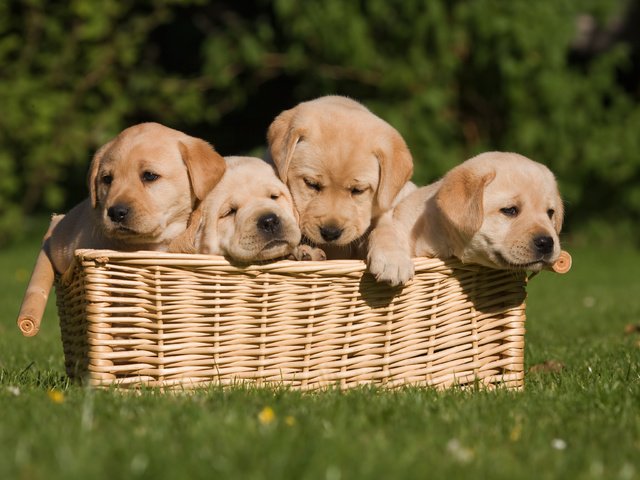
left=368, top=152, right=564, bottom=285
left=181, top=156, right=302, bottom=262
left=267, top=95, right=414, bottom=259
left=45, top=122, right=226, bottom=274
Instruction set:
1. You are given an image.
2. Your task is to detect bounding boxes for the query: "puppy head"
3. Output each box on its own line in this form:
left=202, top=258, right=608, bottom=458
left=435, top=152, right=563, bottom=271
left=267, top=95, right=413, bottom=247
left=196, top=156, right=301, bottom=262
left=88, top=122, right=225, bottom=246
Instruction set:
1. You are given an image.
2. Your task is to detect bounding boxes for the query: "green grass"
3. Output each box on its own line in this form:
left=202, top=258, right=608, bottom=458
left=1, top=232, right=639, bottom=480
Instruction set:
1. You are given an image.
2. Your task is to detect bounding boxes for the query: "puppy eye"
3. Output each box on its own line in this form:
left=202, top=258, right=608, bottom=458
left=270, top=194, right=280, bottom=200
left=304, top=178, right=322, bottom=192
left=220, top=207, right=237, bottom=218
left=142, top=171, right=160, bottom=182
left=500, top=206, right=519, bottom=217
left=547, top=209, right=555, bottom=219
left=350, top=187, right=365, bottom=195
left=101, top=175, right=113, bottom=185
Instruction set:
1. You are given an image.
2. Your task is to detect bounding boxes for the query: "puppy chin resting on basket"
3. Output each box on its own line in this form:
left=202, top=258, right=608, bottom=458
left=367, top=151, right=567, bottom=286
left=173, top=156, right=306, bottom=263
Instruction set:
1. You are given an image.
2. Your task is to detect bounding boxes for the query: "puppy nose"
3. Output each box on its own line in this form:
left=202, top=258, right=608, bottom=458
left=107, top=205, right=129, bottom=223
left=320, top=225, right=343, bottom=242
left=257, top=213, right=281, bottom=234
left=533, top=235, right=554, bottom=255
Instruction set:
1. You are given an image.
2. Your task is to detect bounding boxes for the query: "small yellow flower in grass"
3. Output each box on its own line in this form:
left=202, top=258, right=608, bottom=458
left=258, top=406, right=275, bottom=425
left=285, top=415, right=296, bottom=427
left=509, top=414, right=523, bottom=442
left=47, top=389, right=65, bottom=404
left=509, top=422, right=522, bottom=442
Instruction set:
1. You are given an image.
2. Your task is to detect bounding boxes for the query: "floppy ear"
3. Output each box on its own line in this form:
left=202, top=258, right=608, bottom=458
left=179, top=139, right=226, bottom=202
left=553, top=189, right=564, bottom=234
left=374, top=132, right=414, bottom=212
left=435, top=165, right=496, bottom=242
left=195, top=202, right=222, bottom=256
left=282, top=186, right=300, bottom=224
left=167, top=205, right=203, bottom=254
left=266, top=108, right=303, bottom=182
left=87, top=139, right=115, bottom=208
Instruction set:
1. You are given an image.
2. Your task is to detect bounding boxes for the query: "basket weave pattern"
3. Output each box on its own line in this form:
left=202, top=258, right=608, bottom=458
left=55, top=250, right=527, bottom=390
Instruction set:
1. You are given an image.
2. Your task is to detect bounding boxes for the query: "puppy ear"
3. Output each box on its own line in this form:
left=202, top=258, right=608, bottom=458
left=167, top=205, right=203, bottom=254
left=553, top=190, right=564, bottom=234
left=374, top=133, right=414, bottom=212
left=267, top=108, right=303, bottom=182
left=195, top=203, right=220, bottom=256
left=179, top=139, right=226, bottom=201
left=283, top=187, right=300, bottom=224
left=87, top=139, right=115, bottom=208
left=435, top=165, right=496, bottom=242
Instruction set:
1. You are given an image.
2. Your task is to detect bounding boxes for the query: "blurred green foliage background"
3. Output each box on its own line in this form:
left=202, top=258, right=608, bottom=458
left=1, top=0, right=639, bottom=245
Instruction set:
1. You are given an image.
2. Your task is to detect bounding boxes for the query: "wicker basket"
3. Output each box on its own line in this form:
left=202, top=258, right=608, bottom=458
left=55, top=249, right=536, bottom=390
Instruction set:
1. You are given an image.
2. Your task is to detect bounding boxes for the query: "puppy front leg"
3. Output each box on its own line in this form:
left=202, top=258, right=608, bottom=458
left=367, top=212, right=414, bottom=286
left=291, top=244, right=327, bottom=261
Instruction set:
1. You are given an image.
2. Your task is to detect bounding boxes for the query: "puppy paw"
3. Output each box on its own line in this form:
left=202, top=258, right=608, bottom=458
left=292, top=244, right=327, bottom=261
left=367, top=248, right=415, bottom=287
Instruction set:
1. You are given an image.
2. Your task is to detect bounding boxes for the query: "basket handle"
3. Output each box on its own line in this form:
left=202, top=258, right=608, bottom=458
left=17, top=216, right=61, bottom=337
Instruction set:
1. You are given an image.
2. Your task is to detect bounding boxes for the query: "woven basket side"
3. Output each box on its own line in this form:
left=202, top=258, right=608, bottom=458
left=56, top=252, right=527, bottom=390
left=56, top=262, right=90, bottom=381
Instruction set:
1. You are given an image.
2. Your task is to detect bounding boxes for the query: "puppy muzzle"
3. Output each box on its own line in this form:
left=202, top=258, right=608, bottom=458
left=107, top=204, right=130, bottom=224
left=319, top=224, right=343, bottom=242
left=257, top=213, right=282, bottom=237
left=532, top=235, right=554, bottom=255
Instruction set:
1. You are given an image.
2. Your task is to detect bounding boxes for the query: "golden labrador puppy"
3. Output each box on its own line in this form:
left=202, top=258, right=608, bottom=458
left=18, top=122, right=225, bottom=335
left=182, top=156, right=301, bottom=262
left=368, top=152, right=564, bottom=286
left=267, top=95, right=414, bottom=259
left=46, top=122, right=226, bottom=274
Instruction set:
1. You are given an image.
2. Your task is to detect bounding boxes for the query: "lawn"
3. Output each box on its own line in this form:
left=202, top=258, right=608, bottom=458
left=0, top=231, right=639, bottom=480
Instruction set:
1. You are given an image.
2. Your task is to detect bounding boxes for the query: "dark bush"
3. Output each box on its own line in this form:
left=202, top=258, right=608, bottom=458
left=1, top=0, right=638, bottom=244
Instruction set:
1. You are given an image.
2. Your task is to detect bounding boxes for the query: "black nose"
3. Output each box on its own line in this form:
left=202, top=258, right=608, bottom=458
left=533, top=235, right=554, bottom=255
left=320, top=225, right=343, bottom=242
left=257, top=213, right=281, bottom=234
left=107, top=205, right=129, bottom=223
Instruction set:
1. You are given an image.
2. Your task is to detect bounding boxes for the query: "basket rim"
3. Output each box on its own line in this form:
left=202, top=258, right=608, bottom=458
left=67, top=248, right=486, bottom=279
left=62, top=249, right=502, bottom=288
